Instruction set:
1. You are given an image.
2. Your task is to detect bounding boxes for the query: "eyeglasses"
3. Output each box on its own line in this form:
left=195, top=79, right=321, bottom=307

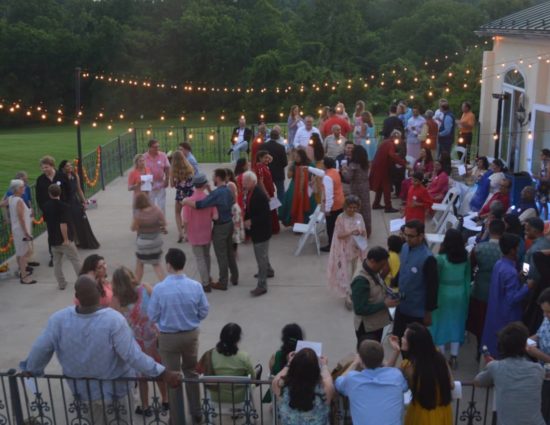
left=403, top=232, right=419, bottom=239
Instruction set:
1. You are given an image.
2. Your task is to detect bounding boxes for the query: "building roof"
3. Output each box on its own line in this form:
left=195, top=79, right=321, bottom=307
left=476, top=1, right=550, bottom=38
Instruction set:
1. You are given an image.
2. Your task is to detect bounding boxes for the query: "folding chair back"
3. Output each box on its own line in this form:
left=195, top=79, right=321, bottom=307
left=293, top=205, right=324, bottom=256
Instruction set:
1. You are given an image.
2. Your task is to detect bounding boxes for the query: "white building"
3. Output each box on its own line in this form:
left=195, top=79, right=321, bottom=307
left=477, top=1, right=550, bottom=174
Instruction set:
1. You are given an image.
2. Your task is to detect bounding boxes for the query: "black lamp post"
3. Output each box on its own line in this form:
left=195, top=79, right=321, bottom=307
left=75, top=67, right=84, bottom=191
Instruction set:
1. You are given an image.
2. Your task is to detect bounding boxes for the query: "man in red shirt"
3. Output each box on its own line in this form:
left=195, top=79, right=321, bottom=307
left=322, top=107, right=351, bottom=138
left=479, top=178, right=511, bottom=219
left=404, top=172, right=433, bottom=223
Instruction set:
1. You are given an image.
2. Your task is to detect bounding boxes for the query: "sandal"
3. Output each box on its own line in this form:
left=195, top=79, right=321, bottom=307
left=20, top=273, right=37, bottom=285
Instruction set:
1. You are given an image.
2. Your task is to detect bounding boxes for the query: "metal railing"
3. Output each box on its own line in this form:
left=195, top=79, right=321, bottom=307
left=0, top=370, right=496, bottom=425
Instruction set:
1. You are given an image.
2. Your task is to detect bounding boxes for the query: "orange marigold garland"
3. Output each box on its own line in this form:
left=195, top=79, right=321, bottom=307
left=74, top=146, right=101, bottom=188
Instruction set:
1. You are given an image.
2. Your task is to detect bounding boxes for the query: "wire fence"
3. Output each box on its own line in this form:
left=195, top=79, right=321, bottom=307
left=0, top=370, right=496, bottom=425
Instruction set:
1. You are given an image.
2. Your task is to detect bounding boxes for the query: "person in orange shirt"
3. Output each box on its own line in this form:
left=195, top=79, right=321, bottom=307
left=404, top=172, right=433, bottom=224
left=457, top=101, right=476, bottom=163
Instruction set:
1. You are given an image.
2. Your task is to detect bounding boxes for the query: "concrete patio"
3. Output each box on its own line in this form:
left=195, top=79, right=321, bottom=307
left=0, top=163, right=480, bottom=381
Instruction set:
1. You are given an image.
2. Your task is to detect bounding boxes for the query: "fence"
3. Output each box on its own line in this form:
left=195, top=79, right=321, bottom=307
left=0, top=370, right=496, bottom=425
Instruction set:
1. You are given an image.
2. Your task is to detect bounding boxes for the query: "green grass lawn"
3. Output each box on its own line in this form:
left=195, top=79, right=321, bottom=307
left=0, top=117, right=207, bottom=190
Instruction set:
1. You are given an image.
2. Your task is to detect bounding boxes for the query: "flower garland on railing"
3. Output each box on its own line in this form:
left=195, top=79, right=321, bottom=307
left=74, top=146, right=101, bottom=188
left=0, top=234, right=13, bottom=254
left=32, top=216, right=44, bottom=225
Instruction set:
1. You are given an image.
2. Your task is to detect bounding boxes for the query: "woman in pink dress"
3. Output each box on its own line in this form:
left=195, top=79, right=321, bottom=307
left=111, top=266, right=168, bottom=416
left=256, top=151, right=280, bottom=234
left=427, top=160, right=450, bottom=202
left=327, top=195, right=368, bottom=309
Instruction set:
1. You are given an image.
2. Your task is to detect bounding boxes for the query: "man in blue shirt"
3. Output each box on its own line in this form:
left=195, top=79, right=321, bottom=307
left=335, top=340, right=408, bottom=425
left=148, top=248, right=209, bottom=424
left=437, top=102, right=455, bottom=156
left=21, top=275, right=182, bottom=423
left=182, top=168, right=239, bottom=290
left=481, top=233, right=534, bottom=357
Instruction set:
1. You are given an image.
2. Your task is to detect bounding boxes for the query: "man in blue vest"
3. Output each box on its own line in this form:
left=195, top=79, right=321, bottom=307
left=393, top=220, right=439, bottom=338
left=437, top=102, right=455, bottom=157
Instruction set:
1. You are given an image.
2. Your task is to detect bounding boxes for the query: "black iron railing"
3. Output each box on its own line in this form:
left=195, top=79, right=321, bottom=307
left=0, top=370, right=496, bottom=425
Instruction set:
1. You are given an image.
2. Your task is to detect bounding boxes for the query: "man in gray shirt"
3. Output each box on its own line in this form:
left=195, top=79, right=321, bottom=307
left=475, top=322, right=545, bottom=425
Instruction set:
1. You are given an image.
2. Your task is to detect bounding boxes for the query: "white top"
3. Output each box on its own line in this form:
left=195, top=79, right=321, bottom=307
left=8, top=195, right=32, bottom=256
left=294, top=126, right=322, bottom=148
left=308, top=167, right=333, bottom=211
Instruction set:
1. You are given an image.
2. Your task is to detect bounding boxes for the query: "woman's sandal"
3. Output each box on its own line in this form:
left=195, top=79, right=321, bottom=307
left=19, top=273, right=37, bottom=285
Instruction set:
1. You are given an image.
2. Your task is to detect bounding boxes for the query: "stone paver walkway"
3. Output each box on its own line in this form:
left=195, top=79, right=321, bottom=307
left=0, top=163, right=480, bottom=381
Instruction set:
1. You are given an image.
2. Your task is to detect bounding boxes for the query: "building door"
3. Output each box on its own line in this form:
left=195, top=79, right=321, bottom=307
left=499, top=88, right=522, bottom=172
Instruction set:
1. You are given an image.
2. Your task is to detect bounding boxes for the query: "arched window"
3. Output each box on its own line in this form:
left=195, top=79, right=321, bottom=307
left=504, top=69, right=525, bottom=88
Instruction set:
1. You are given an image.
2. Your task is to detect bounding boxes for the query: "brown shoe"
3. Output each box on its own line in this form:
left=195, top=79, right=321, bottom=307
left=202, top=284, right=212, bottom=293
left=210, top=281, right=228, bottom=291
left=250, top=287, right=267, bottom=297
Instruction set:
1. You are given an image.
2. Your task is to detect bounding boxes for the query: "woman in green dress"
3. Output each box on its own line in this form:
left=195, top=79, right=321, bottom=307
left=429, top=228, right=471, bottom=369
left=280, top=149, right=316, bottom=226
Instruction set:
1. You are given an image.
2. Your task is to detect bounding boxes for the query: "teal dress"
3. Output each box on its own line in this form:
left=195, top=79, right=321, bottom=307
left=280, top=163, right=317, bottom=226
left=278, top=384, right=329, bottom=425
left=430, top=254, right=471, bottom=345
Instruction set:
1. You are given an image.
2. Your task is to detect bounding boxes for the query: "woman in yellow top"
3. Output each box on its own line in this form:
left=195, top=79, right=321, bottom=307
left=388, top=323, right=454, bottom=425
left=383, top=235, right=403, bottom=289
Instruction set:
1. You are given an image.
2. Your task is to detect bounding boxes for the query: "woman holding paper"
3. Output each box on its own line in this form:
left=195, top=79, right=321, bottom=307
left=128, top=154, right=152, bottom=200
left=272, top=348, right=334, bottom=425
left=327, top=195, right=367, bottom=308
left=255, top=150, right=280, bottom=235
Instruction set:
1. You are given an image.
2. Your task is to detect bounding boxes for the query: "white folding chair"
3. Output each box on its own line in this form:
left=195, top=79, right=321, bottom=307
left=431, top=187, right=460, bottom=232
left=451, top=146, right=467, bottom=167
left=293, top=205, right=325, bottom=256
left=426, top=214, right=459, bottom=248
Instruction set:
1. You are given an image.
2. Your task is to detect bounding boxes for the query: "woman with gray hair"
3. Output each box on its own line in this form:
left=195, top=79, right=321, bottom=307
left=8, top=179, right=36, bottom=284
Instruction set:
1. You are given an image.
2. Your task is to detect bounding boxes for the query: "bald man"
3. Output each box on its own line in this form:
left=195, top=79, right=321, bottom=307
left=21, top=275, right=181, bottom=424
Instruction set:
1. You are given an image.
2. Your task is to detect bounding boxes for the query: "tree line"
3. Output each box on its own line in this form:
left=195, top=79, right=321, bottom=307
left=0, top=0, right=537, bottom=124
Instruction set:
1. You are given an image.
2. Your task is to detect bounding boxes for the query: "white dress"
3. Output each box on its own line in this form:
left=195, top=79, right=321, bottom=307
left=8, top=196, right=31, bottom=256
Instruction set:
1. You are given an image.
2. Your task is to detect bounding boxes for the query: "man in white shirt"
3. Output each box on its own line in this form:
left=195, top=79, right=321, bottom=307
left=406, top=107, right=426, bottom=161
left=293, top=115, right=322, bottom=149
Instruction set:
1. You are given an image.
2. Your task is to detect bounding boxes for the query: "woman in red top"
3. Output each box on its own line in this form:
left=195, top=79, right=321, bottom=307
left=256, top=150, right=280, bottom=234
left=400, top=148, right=434, bottom=201
left=404, top=172, right=433, bottom=223
left=234, top=158, right=249, bottom=212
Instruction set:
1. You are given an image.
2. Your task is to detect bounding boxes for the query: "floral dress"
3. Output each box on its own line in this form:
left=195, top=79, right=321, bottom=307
left=278, top=384, right=329, bottom=425
left=121, top=286, right=161, bottom=362
left=175, top=177, right=194, bottom=202
left=327, top=212, right=368, bottom=297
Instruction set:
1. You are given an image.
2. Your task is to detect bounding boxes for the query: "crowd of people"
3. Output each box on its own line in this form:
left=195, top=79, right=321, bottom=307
left=5, top=97, right=550, bottom=424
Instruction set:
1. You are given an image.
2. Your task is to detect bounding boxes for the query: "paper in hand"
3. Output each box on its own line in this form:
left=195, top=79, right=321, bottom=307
left=140, top=174, right=153, bottom=192
left=269, top=197, right=282, bottom=211
left=353, top=235, right=368, bottom=251
left=295, top=340, right=322, bottom=357
left=390, top=218, right=405, bottom=233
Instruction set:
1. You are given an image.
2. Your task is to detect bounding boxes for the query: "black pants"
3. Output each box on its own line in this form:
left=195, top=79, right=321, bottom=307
left=355, top=322, right=384, bottom=348
left=542, top=380, right=550, bottom=424
left=393, top=307, right=424, bottom=338
left=325, top=209, right=343, bottom=247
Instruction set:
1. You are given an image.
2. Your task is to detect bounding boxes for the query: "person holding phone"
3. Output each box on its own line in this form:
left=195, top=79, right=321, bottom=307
left=350, top=247, right=399, bottom=344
